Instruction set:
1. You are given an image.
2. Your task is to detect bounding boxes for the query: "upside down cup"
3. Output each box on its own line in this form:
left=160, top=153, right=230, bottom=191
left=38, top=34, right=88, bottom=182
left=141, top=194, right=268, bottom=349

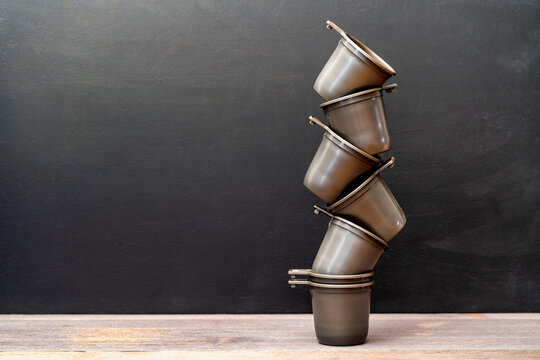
left=314, top=21, right=396, bottom=101
left=288, top=277, right=373, bottom=346
left=310, top=206, right=388, bottom=275
left=304, top=116, right=381, bottom=204
left=321, top=84, right=397, bottom=154
left=327, top=157, right=406, bottom=241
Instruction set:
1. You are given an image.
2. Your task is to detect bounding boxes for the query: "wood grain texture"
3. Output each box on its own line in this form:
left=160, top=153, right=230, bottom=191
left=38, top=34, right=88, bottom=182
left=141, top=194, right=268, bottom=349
left=0, top=314, right=539, bottom=359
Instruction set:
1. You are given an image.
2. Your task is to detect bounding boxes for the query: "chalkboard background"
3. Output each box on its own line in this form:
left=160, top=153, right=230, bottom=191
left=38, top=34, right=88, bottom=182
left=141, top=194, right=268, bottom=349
left=1, top=0, right=539, bottom=313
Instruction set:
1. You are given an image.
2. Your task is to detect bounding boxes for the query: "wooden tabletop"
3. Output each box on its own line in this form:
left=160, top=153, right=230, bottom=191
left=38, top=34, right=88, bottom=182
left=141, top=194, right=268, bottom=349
left=0, top=314, right=539, bottom=359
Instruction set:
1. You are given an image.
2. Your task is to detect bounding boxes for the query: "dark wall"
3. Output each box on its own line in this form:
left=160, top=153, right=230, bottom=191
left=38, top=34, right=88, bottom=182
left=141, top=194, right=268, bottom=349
left=1, top=0, right=539, bottom=313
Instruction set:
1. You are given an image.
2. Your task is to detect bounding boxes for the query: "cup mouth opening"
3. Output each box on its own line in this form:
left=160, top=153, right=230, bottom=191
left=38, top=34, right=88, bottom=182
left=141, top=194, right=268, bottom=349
left=341, top=35, right=396, bottom=76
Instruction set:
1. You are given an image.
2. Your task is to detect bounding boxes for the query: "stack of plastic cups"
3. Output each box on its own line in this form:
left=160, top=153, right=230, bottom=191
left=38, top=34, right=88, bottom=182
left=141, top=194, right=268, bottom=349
left=289, top=20, right=406, bottom=346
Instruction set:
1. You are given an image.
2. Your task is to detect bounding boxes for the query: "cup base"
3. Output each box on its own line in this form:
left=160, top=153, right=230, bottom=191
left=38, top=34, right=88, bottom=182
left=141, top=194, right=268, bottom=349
left=316, top=336, right=367, bottom=346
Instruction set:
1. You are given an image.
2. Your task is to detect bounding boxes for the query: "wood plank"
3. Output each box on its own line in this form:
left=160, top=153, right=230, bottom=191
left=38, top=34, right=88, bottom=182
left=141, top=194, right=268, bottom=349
left=1, top=350, right=540, bottom=360
left=0, top=314, right=539, bottom=359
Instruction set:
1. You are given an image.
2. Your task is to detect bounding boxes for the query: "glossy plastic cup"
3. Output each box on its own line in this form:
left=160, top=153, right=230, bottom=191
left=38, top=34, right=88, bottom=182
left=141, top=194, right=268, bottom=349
left=289, top=278, right=373, bottom=346
left=304, top=116, right=381, bottom=203
left=314, top=21, right=396, bottom=101
left=320, top=84, right=397, bottom=154
left=327, top=157, right=406, bottom=241
left=310, top=206, right=388, bottom=274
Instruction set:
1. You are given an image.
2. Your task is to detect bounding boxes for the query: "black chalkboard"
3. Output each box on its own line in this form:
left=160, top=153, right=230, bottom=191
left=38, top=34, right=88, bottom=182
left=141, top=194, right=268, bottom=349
left=1, top=0, right=539, bottom=313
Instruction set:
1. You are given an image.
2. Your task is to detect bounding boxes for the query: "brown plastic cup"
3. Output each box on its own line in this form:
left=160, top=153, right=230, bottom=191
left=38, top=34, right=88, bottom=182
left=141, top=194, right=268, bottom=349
left=320, top=84, right=397, bottom=155
left=310, top=206, right=388, bottom=275
left=327, top=157, right=406, bottom=241
left=288, top=278, right=373, bottom=346
left=313, top=21, right=396, bottom=101
left=304, top=116, right=381, bottom=204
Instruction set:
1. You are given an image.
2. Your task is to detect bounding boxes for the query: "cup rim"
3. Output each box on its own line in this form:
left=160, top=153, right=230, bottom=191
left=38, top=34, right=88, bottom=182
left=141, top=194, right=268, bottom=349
left=320, top=83, right=397, bottom=108
left=327, top=157, right=394, bottom=211
left=341, top=34, right=396, bottom=76
left=289, top=279, right=374, bottom=289
left=288, top=269, right=374, bottom=279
